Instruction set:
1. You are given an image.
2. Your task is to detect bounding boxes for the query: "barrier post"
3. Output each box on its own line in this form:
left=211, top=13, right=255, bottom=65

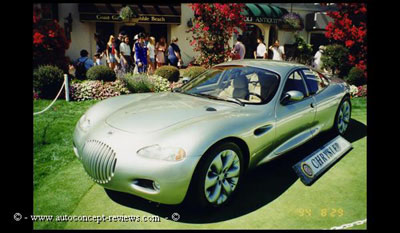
left=64, top=74, right=70, bottom=102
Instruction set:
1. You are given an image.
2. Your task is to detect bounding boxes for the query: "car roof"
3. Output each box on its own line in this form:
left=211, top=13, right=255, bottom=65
left=214, top=59, right=308, bottom=76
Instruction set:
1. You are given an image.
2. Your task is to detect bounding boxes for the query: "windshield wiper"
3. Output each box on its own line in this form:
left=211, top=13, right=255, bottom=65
left=194, top=93, right=244, bottom=107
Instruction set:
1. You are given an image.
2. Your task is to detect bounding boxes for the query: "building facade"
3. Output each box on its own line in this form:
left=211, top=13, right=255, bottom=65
left=34, top=3, right=335, bottom=66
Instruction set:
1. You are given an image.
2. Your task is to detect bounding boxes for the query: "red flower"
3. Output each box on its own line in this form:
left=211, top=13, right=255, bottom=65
left=33, top=32, right=45, bottom=44
left=345, top=40, right=355, bottom=48
left=48, top=30, right=55, bottom=38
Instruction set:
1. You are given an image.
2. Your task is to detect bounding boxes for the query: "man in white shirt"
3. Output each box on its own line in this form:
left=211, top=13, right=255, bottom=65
left=269, top=40, right=285, bottom=61
left=254, top=37, right=267, bottom=59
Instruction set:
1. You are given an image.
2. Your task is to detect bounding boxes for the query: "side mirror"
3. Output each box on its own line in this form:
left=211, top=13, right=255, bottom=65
left=280, top=90, right=304, bottom=105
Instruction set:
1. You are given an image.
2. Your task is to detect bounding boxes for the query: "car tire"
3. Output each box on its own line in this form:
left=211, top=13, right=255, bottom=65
left=188, top=142, right=244, bottom=209
left=333, top=96, right=352, bottom=135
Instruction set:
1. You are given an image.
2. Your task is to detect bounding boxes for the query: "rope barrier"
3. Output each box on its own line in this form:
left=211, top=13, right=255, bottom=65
left=33, top=79, right=66, bottom=116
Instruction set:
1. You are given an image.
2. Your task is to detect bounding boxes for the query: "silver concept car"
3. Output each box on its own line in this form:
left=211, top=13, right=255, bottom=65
left=73, top=60, right=351, bottom=208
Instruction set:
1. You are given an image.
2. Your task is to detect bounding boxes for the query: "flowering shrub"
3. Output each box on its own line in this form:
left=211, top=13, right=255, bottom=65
left=356, top=85, right=367, bottom=97
left=349, top=85, right=359, bottom=97
left=324, top=3, right=367, bottom=78
left=33, top=7, right=70, bottom=72
left=120, top=73, right=171, bottom=93
left=349, top=85, right=367, bottom=98
left=188, top=4, right=246, bottom=68
left=70, top=80, right=130, bottom=101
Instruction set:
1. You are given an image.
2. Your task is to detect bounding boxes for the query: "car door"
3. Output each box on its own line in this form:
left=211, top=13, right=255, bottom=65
left=299, top=68, right=334, bottom=135
left=271, top=69, right=317, bottom=158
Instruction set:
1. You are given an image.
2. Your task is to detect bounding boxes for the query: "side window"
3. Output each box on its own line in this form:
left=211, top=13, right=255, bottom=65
left=282, top=70, right=308, bottom=98
left=301, top=69, right=329, bottom=95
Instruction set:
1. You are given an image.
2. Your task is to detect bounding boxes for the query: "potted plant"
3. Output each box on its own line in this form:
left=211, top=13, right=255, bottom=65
left=119, top=5, right=139, bottom=25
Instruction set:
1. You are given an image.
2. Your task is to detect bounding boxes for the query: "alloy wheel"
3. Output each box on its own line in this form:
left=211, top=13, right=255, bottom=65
left=204, top=149, right=241, bottom=205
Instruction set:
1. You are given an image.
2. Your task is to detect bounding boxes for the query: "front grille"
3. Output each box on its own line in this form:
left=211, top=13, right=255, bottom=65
left=81, top=140, right=117, bottom=184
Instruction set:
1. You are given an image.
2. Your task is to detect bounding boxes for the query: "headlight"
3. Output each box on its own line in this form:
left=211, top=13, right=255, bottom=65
left=137, top=145, right=186, bottom=161
left=79, top=114, right=91, bottom=130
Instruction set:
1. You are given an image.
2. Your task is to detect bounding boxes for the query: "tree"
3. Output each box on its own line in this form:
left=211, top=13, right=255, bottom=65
left=33, top=7, right=71, bottom=72
left=321, top=44, right=349, bottom=77
left=324, top=3, right=367, bottom=78
left=188, top=4, right=246, bottom=68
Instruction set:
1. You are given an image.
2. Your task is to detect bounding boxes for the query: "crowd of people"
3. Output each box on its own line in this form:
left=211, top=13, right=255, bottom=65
left=71, top=31, right=324, bottom=79
left=71, top=31, right=183, bottom=79
left=231, top=35, right=286, bottom=61
left=231, top=35, right=324, bottom=70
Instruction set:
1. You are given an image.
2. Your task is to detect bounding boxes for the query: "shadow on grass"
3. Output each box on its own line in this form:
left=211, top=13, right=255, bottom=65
left=105, top=119, right=366, bottom=224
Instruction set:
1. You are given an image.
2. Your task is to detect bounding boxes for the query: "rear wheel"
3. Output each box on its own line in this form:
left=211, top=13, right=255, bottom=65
left=189, top=142, right=244, bottom=209
left=334, top=96, right=351, bottom=135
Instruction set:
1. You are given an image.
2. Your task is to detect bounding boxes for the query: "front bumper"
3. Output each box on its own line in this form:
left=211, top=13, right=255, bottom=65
left=73, top=123, right=202, bottom=205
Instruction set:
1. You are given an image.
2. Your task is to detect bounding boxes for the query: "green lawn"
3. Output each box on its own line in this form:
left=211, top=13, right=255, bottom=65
left=33, top=97, right=366, bottom=230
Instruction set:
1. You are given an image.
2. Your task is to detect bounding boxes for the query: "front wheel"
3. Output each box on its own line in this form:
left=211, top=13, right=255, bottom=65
left=334, top=96, right=352, bottom=135
left=189, top=142, right=244, bottom=209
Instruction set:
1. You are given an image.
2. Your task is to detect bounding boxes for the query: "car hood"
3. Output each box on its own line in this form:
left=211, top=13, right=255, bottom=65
left=105, top=92, right=237, bottom=134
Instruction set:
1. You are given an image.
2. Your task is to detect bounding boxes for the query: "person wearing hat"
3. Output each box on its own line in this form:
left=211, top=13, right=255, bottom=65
left=313, top=45, right=325, bottom=70
left=134, top=32, right=148, bottom=73
left=168, top=37, right=182, bottom=68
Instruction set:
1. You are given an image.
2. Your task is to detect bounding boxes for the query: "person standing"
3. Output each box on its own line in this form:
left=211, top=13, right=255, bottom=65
left=147, top=36, right=156, bottom=75
left=94, top=33, right=106, bottom=64
left=75, top=49, right=94, bottom=79
left=114, top=31, right=125, bottom=70
left=134, top=33, right=148, bottom=74
left=106, top=35, right=118, bottom=71
left=254, top=37, right=267, bottom=59
left=232, top=35, right=246, bottom=60
left=155, top=37, right=167, bottom=68
left=313, top=45, right=325, bottom=70
left=168, top=37, right=182, bottom=68
left=269, top=40, right=285, bottom=61
left=120, top=36, right=134, bottom=73
left=93, top=53, right=102, bottom=66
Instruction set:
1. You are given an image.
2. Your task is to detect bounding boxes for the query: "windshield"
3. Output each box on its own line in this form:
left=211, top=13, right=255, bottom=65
left=180, top=66, right=280, bottom=105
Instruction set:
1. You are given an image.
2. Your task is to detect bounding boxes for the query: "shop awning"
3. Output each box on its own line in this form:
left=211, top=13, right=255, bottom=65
left=242, top=3, right=288, bottom=24
left=78, top=3, right=181, bottom=24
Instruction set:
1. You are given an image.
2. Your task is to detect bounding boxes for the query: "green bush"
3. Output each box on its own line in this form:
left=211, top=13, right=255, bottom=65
left=321, top=44, right=349, bottom=78
left=33, top=65, right=64, bottom=99
left=182, top=66, right=206, bottom=79
left=344, top=67, right=366, bottom=86
left=121, top=73, right=153, bottom=93
left=119, top=73, right=171, bottom=93
left=154, top=66, right=180, bottom=82
left=86, top=65, right=116, bottom=82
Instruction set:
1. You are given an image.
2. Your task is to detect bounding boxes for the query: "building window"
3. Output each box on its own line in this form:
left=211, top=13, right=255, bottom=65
left=36, top=3, right=59, bottom=21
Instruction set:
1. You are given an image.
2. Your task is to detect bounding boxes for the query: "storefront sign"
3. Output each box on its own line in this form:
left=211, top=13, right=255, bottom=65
left=80, top=13, right=180, bottom=24
left=292, top=135, right=352, bottom=186
left=244, top=16, right=282, bottom=24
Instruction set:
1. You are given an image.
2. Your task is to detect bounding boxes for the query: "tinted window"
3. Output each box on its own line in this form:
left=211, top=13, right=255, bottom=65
left=181, top=66, right=279, bottom=104
left=282, top=70, right=308, bottom=97
left=301, top=69, right=329, bottom=95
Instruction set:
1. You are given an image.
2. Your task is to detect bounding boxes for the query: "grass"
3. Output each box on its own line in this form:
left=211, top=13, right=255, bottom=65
left=33, top=97, right=366, bottom=230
